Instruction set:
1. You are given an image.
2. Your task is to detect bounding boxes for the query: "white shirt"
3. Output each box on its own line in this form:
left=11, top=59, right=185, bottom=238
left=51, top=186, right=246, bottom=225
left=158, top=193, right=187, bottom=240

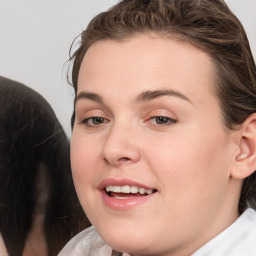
left=58, top=208, right=256, bottom=256
left=192, top=208, right=256, bottom=256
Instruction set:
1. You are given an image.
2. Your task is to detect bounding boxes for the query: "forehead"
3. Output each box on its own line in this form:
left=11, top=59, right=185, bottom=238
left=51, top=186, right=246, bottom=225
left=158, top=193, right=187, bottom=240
left=77, top=34, right=216, bottom=105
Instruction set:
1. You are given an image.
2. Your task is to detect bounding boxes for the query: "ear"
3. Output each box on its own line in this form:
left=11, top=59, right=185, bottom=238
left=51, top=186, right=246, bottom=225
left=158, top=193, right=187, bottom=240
left=231, top=113, right=256, bottom=179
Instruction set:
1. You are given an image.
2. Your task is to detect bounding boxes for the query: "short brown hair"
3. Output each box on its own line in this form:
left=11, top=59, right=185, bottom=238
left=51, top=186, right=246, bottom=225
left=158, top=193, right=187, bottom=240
left=68, top=0, right=256, bottom=213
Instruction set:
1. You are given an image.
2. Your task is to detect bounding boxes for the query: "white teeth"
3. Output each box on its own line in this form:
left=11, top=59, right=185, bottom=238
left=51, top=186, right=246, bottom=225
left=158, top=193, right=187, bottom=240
left=146, top=189, right=153, bottom=194
left=130, top=186, right=139, bottom=193
left=105, top=185, right=154, bottom=195
left=139, top=188, right=145, bottom=194
left=106, top=186, right=111, bottom=192
left=121, top=185, right=130, bottom=193
left=113, top=186, right=121, bottom=193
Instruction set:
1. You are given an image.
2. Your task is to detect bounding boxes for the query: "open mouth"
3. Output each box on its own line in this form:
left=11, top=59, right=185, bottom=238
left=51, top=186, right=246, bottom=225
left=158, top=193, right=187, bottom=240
left=105, top=185, right=157, bottom=199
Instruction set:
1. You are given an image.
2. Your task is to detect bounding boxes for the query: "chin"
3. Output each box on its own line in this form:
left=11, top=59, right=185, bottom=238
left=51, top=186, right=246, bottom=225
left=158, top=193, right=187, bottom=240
left=100, top=228, right=153, bottom=254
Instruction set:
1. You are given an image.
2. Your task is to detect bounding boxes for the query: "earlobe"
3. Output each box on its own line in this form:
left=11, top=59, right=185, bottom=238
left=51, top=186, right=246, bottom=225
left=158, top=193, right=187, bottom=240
left=232, top=113, right=256, bottom=179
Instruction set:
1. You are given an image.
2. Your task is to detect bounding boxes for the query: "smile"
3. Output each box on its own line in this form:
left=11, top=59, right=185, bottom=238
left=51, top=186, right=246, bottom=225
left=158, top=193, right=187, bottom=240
left=99, top=179, right=157, bottom=209
left=106, top=185, right=155, bottom=198
left=104, top=185, right=157, bottom=204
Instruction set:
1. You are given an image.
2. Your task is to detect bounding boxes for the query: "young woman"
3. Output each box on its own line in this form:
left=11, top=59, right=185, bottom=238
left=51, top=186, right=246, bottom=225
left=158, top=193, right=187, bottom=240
left=59, top=0, right=256, bottom=255
left=0, top=76, right=90, bottom=256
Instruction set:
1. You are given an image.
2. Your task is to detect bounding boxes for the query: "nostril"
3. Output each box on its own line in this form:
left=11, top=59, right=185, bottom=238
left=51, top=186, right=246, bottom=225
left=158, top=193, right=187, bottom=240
left=103, top=157, right=130, bottom=164
left=104, top=156, right=131, bottom=165
left=118, top=157, right=130, bottom=162
left=101, top=140, right=141, bottom=165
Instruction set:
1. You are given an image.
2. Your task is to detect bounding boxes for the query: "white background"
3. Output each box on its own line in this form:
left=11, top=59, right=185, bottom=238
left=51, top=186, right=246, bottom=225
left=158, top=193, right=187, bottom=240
left=0, top=0, right=255, bottom=137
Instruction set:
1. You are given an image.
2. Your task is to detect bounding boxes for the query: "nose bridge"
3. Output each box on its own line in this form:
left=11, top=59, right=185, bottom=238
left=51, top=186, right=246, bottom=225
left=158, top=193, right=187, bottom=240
left=101, top=119, right=140, bottom=165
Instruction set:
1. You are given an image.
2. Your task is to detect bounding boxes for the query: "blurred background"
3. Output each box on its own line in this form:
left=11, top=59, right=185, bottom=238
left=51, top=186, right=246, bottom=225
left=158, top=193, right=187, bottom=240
left=0, top=0, right=255, bottom=137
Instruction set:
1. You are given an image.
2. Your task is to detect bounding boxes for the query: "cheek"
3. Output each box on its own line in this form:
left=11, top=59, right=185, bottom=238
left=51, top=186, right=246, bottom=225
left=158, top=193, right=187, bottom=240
left=146, top=127, right=231, bottom=197
left=143, top=130, right=232, bottom=234
left=70, top=135, right=100, bottom=192
left=70, top=135, right=103, bottom=218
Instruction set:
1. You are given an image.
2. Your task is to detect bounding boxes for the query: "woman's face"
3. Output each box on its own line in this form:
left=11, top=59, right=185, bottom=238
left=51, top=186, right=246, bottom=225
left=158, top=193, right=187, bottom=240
left=71, top=35, right=240, bottom=255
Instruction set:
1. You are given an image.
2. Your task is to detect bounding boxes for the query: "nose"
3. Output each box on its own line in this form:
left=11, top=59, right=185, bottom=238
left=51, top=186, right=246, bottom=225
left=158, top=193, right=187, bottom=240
left=101, top=123, right=141, bottom=166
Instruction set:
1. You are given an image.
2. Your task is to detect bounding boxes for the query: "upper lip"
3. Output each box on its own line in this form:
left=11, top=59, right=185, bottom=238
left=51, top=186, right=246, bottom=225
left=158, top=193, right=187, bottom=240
left=98, top=178, right=156, bottom=191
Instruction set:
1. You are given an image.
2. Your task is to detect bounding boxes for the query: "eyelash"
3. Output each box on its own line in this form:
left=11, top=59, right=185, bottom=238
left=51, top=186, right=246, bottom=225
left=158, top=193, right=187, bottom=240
left=80, top=116, right=108, bottom=128
left=79, top=115, right=177, bottom=129
left=148, top=116, right=177, bottom=126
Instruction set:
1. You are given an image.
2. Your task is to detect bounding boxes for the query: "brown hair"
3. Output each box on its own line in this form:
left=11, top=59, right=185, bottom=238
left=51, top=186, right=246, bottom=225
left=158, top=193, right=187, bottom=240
left=68, top=0, right=256, bottom=213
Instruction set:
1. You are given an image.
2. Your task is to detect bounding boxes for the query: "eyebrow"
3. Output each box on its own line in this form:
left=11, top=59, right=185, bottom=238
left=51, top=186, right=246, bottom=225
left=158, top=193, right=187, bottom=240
left=135, top=89, right=193, bottom=104
left=75, top=89, right=193, bottom=106
left=75, top=92, right=103, bottom=106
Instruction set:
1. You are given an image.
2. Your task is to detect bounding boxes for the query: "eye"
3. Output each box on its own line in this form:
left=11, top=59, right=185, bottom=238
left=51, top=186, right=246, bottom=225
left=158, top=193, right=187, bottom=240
left=150, top=116, right=177, bottom=126
left=81, top=116, right=108, bottom=127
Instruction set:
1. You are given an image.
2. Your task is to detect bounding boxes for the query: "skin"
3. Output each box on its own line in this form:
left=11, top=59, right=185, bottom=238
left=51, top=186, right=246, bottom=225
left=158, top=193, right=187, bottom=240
left=22, top=214, right=47, bottom=256
left=22, top=165, right=48, bottom=256
left=71, top=34, right=243, bottom=256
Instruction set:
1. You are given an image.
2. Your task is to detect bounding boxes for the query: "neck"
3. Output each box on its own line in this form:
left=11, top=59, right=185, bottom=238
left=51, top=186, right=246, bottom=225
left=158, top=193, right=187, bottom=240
left=22, top=213, right=48, bottom=256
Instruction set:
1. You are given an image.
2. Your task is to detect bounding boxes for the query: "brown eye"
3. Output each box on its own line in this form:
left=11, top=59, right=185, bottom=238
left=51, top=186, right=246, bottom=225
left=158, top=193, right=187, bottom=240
left=150, top=116, right=177, bottom=125
left=82, top=116, right=107, bottom=127
left=90, top=117, right=105, bottom=125
left=155, top=116, right=169, bottom=124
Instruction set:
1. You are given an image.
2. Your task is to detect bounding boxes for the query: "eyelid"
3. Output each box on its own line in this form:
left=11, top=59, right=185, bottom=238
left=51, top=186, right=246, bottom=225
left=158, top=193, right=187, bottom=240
left=74, top=99, right=112, bottom=118
left=145, top=108, right=177, bottom=119
left=144, top=109, right=178, bottom=127
left=148, top=116, right=177, bottom=125
left=76, top=108, right=110, bottom=127
left=80, top=116, right=109, bottom=128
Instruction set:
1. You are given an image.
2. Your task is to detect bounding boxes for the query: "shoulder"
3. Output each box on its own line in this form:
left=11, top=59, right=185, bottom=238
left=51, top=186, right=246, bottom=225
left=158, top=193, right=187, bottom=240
left=58, top=226, right=112, bottom=256
left=193, top=208, right=256, bottom=256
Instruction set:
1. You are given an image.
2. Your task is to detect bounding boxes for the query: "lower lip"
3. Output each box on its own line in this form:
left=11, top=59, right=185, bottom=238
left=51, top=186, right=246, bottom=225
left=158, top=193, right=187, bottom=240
left=101, top=191, right=156, bottom=210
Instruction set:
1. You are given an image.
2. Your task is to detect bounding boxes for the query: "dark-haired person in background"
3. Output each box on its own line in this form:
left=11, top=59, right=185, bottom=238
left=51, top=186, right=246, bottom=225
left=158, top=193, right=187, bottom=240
left=0, top=76, right=90, bottom=256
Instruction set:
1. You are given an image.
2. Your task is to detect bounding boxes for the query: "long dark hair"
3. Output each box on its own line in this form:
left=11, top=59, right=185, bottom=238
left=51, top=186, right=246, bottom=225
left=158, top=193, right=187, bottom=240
left=0, top=76, right=90, bottom=256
